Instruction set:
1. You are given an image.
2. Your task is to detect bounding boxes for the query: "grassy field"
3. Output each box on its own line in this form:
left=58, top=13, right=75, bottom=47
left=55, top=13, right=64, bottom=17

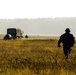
left=0, top=38, right=76, bottom=75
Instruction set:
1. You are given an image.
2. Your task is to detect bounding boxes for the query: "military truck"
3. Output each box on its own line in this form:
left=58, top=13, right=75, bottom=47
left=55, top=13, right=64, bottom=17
left=4, top=28, right=24, bottom=40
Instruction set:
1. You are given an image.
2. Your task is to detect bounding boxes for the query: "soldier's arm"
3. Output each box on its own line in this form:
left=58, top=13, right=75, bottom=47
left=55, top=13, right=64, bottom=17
left=72, top=35, right=75, bottom=46
left=58, top=36, right=62, bottom=47
left=58, top=34, right=63, bottom=47
left=70, top=34, right=75, bottom=47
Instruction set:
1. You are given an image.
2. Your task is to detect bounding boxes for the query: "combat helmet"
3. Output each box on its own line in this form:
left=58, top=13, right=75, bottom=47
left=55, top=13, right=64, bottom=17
left=65, top=28, right=70, bottom=32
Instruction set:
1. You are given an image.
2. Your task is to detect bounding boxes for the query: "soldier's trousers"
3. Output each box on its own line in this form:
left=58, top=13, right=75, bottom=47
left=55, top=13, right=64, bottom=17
left=63, top=46, right=71, bottom=59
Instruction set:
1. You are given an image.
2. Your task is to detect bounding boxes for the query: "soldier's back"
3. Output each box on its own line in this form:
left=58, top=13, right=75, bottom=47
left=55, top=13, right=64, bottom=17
left=60, top=33, right=74, bottom=46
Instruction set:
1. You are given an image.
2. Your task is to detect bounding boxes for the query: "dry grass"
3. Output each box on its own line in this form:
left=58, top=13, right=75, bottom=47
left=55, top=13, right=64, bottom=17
left=0, top=38, right=76, bottom=75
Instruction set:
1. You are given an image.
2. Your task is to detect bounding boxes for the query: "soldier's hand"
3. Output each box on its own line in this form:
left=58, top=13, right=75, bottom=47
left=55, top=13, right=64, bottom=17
left=58, top=44, right=60, bottom=47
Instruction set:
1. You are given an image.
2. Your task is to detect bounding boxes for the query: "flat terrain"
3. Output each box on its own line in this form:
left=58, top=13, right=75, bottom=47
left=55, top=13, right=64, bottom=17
left=0, top=38, right=76, bottom=75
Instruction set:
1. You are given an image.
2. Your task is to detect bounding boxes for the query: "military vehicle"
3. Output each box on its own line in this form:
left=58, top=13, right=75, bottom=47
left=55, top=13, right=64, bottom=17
left=4, top=28, right=24, bottom=40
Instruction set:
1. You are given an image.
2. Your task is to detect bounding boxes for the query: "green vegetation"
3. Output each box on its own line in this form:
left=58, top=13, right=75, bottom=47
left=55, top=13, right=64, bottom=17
left=0, top=39, right=76, bottom=75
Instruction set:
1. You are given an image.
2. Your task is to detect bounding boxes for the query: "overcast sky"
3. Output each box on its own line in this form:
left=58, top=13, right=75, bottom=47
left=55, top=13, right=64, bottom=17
left=0, top=0, right=76, bottom=36
left=0, top=0, right=76, bottom=19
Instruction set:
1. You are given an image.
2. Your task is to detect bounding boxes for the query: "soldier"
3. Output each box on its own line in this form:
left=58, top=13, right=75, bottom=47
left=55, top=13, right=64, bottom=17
left=58, top=28, right=75, bottom=59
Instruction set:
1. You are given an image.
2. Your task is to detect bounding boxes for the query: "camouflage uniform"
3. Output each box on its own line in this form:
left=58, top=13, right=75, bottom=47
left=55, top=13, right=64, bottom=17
left=58, top=28, right=75, bottom=59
